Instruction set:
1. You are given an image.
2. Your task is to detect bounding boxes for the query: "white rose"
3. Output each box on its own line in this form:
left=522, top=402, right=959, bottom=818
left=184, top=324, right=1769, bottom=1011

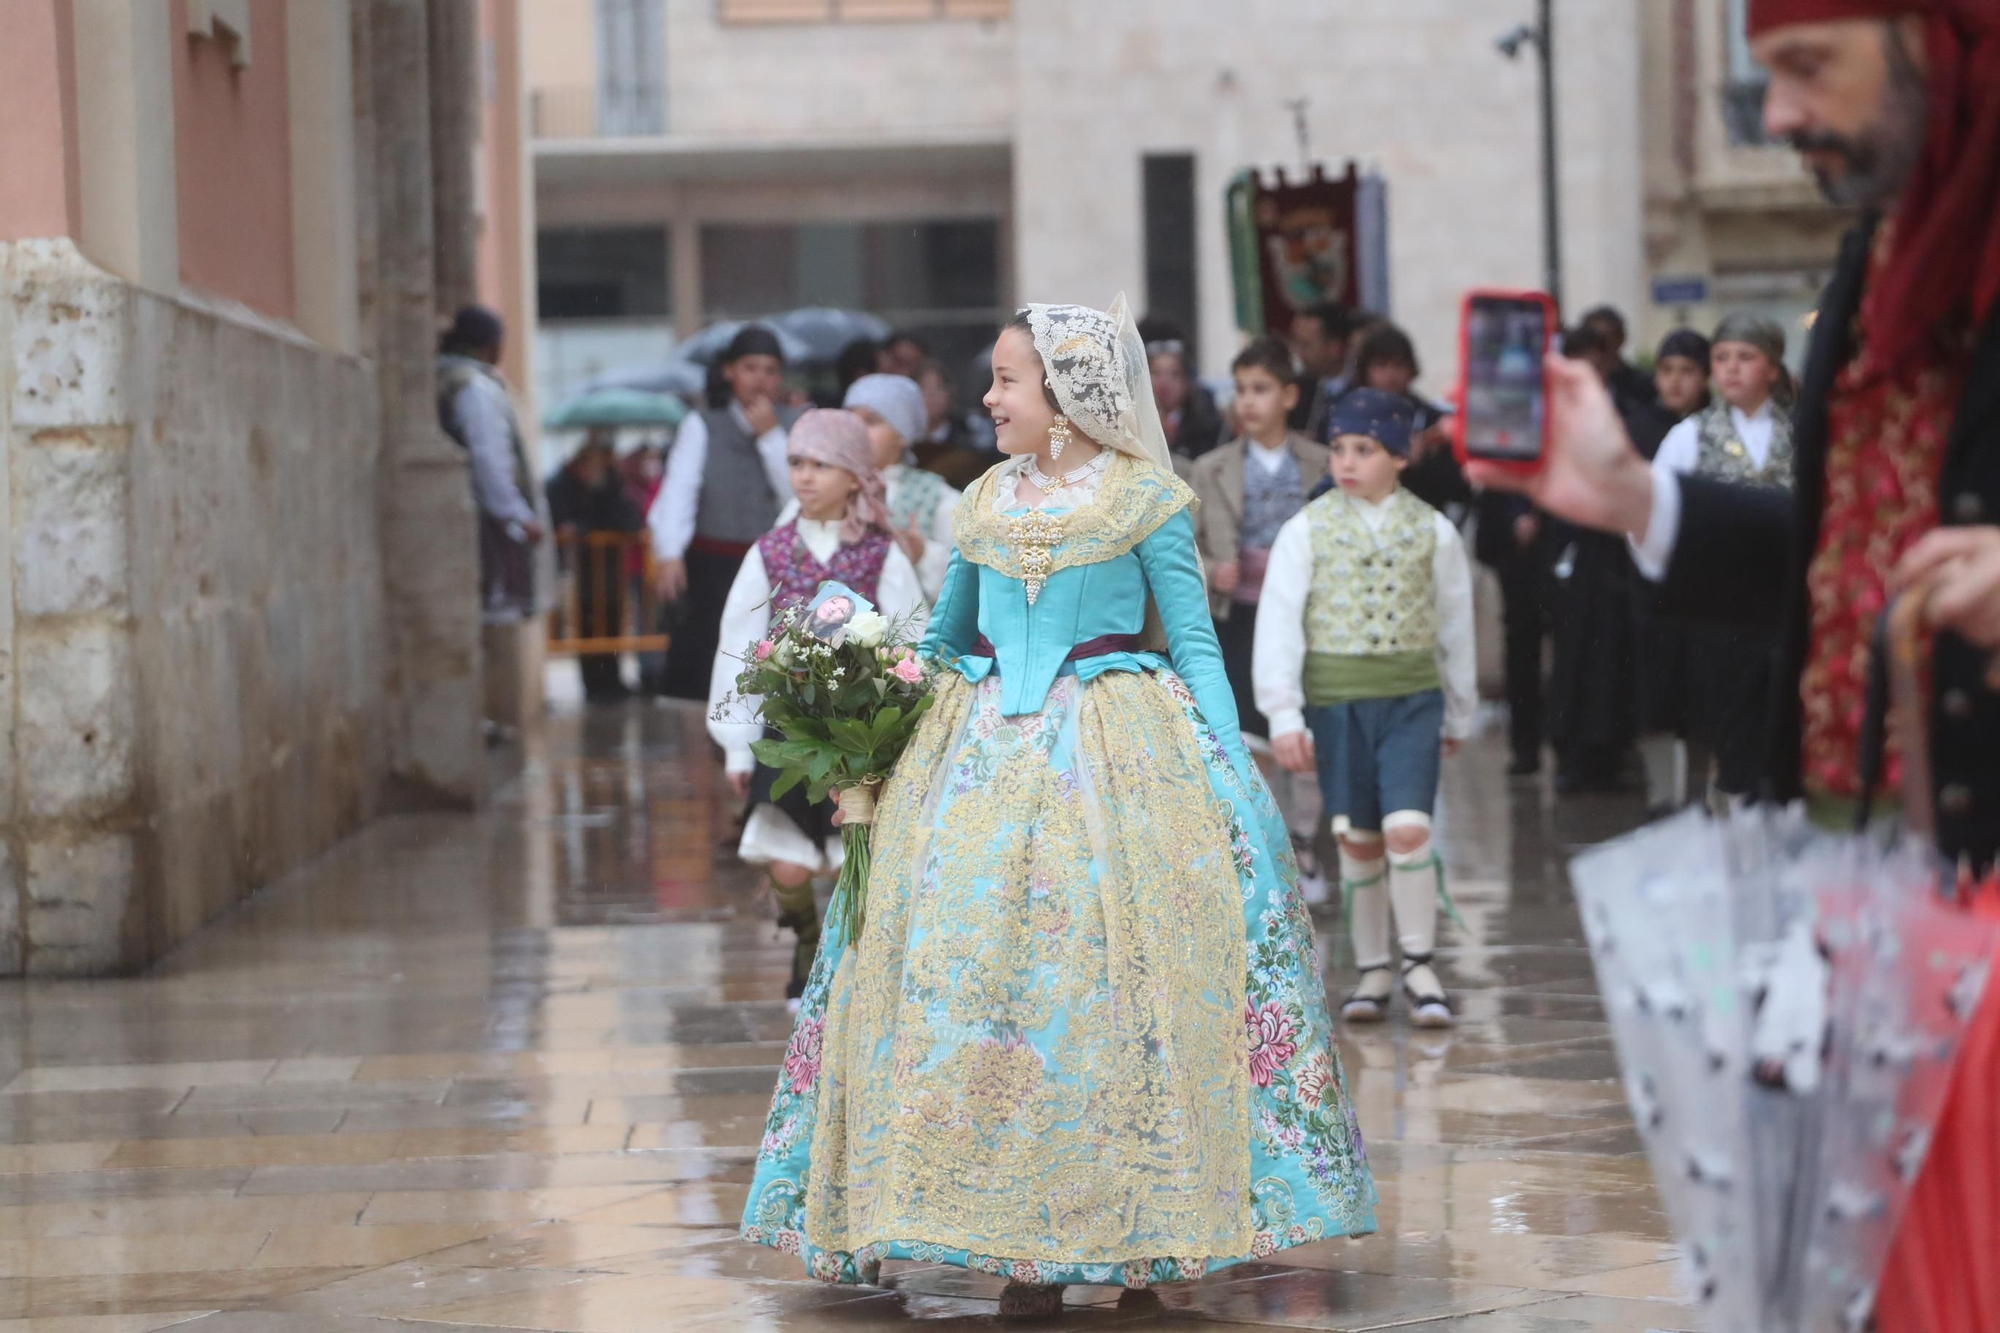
left=845, top=610, right=890, bottom=648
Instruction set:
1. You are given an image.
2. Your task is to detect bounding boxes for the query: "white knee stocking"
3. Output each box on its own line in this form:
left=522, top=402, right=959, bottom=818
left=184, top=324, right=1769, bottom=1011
left=1384, top=811, right=1441, bottom=959
left=1339, top=841, right=1390, bottom=971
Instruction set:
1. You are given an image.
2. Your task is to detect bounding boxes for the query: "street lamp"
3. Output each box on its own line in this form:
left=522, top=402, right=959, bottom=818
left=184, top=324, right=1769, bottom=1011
left=1498, top=2, right=1562, bottom=310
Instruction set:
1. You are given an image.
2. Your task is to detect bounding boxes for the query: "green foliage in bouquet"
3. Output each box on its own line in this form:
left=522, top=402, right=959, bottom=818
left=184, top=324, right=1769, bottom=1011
left=716, top=598, right=938, bottom=946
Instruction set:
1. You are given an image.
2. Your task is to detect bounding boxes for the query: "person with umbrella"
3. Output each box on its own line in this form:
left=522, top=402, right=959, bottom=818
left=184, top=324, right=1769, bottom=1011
left=646, top=325, right=804, bottom=700
left=1473, top=6, right=1999, bottom=1327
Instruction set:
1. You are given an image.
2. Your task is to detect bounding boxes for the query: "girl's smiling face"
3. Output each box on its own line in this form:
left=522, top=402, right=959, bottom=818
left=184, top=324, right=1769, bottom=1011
left=984, top=327, right=1062, bottom=457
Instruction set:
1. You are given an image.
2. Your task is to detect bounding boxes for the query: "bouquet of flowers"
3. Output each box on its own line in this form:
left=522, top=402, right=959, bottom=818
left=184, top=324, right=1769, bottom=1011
left=717, top=582, right=937, bottom=946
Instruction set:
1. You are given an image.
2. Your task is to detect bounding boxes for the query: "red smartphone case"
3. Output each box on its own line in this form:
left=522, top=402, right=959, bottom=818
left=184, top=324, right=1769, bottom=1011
left=1452, top=287, right=1559, bottom=475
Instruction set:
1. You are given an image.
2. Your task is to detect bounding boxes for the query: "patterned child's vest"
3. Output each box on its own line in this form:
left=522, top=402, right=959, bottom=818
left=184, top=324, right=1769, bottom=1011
left=756, top=522, right=892, bottom=613
left=1693, top=400, right=1795, bottom=489
left=1303, top=490, right=1439, bottom=656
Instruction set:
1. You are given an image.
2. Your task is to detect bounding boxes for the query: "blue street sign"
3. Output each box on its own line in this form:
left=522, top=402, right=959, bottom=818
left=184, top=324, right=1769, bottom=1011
left=1651, top=274, right=1709, bottom=306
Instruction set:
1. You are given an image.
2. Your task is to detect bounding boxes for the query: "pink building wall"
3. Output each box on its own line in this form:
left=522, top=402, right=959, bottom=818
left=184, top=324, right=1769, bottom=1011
left=170, top=0, right=296, bottom=322
left=0, top=0, right=80, bottom=243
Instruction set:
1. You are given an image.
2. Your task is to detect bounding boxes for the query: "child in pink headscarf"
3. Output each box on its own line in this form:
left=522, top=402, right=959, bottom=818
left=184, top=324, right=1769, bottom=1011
left=707, top=409, right=928, bottom=1005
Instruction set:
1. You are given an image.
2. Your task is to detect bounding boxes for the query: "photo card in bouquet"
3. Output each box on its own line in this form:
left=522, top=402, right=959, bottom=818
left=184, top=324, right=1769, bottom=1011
left=804, top=582, right=874, bottom=645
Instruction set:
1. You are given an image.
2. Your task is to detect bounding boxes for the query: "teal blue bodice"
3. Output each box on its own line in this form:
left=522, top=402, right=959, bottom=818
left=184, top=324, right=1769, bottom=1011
left=919, top=461, right=1247, bottom=775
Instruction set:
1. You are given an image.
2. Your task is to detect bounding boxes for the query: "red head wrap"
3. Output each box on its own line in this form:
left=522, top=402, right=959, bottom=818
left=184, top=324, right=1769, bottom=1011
left=1748, top=1, right=2000, bottom=371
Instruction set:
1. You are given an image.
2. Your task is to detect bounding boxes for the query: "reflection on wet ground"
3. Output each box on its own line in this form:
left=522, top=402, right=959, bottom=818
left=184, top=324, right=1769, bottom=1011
left=0, top=703, right=1697, bottom=1331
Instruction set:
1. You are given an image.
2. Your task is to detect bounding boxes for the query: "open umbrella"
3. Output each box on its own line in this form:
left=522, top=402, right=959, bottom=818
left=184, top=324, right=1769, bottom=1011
left=675, top=319, right=813, bottom=367
left=543, top=388, right=689, bottom=430
left=582, top=360, right=710, bottom=403
left=772, top=307, right=891, bottom=364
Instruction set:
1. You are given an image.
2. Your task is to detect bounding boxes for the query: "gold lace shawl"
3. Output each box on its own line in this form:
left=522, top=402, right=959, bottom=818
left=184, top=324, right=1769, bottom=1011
left=951, top=453, right=1196, bottom=582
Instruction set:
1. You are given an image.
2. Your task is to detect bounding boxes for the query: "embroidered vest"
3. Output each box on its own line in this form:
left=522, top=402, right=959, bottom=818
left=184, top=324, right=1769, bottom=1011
left=887, top=466, right=952, bottom=536
left=1241, top=447, right=1307, bottom=552
left=756, top=522, right=892, bottom=613
left=1693, top=400, right=1795, bottom=489
left=1303, top=490, right=1439, bottom=657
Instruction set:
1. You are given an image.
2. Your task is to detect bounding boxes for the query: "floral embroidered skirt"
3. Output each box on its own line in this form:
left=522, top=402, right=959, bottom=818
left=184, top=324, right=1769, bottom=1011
left=740, top=668, right=1376, bottom=1287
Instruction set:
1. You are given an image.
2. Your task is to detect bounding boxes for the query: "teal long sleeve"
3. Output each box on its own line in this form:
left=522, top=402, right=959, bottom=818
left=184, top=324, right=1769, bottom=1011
left=919, top=548, right=981, bottom=661
left=1136, top=508, right=1251, bottom=777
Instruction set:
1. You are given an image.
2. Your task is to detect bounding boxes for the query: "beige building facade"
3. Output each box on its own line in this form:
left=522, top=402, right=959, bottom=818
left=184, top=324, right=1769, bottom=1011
left=0, top=0, right=536, bottom=975
left=527, top=0, right=1844, bottom=396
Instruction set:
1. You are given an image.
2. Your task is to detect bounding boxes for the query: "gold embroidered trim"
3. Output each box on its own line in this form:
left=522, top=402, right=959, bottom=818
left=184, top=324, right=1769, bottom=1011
left=952, top=453, right=1195, bottom=584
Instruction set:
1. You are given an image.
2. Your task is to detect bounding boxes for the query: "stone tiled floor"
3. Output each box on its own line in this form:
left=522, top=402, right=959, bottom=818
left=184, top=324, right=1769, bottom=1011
left=0, top=702, right=1693, bottom=1332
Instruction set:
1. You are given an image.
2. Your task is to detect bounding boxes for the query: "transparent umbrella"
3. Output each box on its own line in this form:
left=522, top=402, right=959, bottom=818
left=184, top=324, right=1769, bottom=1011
left=771, top=307, right=891, bottom=364
left=1571, top=807, right=1995, bottom=1332
left=674, top=319, right=813, bottom=367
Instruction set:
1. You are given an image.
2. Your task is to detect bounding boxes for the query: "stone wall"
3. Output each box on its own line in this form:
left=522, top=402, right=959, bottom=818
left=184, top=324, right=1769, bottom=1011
left=1, top=238, right=393, bottom=974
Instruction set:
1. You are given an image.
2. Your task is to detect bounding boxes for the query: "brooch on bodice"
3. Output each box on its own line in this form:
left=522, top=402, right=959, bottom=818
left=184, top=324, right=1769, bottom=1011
left=1008, top=508, right=1064, bottom=605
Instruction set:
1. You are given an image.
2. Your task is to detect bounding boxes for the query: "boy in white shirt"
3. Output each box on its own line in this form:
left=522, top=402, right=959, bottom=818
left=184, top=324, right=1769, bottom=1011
left=1255, top=390, right=1477, bottom=1027
left=1647, top=313, right=1795, bottom=801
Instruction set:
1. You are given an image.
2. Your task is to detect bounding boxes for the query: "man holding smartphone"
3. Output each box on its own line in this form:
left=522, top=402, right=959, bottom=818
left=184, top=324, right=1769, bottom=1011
left=1473, top=6, right=1998, bottom=1329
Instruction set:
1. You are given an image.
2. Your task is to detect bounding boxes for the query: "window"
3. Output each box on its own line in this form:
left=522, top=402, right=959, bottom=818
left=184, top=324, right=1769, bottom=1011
left=1142, top=154, right=1200, bottom=369
left=597, top=0, right=664, bottom=135
left=1721, top=0, right=1771, bottom=146
left=717, top=0, right=1008, bottom=23
left=537, top=227, right=670, bottom=321
left=700, top=219, right=1000, bottom=320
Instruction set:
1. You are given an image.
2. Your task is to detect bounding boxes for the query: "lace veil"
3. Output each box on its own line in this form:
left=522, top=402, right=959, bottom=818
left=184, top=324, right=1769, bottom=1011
left=1022, top=294, right=1175, bottom=475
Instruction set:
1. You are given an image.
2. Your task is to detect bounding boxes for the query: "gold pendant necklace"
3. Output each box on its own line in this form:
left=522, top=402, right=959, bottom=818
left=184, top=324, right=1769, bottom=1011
left=1028, top=452, right=1105, bottom=495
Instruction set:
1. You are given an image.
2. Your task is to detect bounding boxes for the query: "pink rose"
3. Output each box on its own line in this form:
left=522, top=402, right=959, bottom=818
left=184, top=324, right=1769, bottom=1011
left=891, top=656, right=924, bottom=684
left=754, top=639, right=775, bottom=661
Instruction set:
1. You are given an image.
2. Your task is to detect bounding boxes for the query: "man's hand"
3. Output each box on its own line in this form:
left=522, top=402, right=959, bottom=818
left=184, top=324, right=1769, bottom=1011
left=1893, top=526, right=2000, bottom=650
left=1467, top=354, right=1655, bottom=539
left=520, top=518, right=545, bottom=545
left=743, top=396, right=781, bottom=437
left=894, top=522, right=927, bottom=566
left=727, top=771, right=751, bottom=800
left=1441, top=737, right=1462, bottom=759
left=654, top=557, right=689, bottom=602
left=1211, top=560, right=1242, bottom=596
left=1272, top=730, right=1315, bottom=774
left=1513, top=513, right=1540, bottom=549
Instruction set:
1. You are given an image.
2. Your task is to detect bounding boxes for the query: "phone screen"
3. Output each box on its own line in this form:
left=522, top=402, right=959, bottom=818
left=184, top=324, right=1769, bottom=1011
left=1462, top=297, right=1549, bottom=461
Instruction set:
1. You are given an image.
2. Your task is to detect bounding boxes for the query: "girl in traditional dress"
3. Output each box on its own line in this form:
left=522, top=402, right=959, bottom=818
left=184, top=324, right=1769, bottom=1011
left=740, top=297, right=1376, bottom=1318
left=709, top=410, right=927, bottom=1004
left=778, top=373, right=961, bottom=604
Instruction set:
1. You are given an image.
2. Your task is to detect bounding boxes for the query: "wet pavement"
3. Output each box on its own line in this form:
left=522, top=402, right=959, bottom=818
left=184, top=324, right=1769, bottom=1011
left=0, top=702, right=1696, bottom=1332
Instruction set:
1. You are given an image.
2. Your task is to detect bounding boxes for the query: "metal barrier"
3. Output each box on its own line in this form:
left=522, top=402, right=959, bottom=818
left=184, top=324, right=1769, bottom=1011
left=547, top=531, right=671, bottom=656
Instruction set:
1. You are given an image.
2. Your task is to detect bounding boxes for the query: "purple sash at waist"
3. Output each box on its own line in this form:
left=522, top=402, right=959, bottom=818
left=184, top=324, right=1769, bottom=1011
left=970, top=633, right=1144, bottom=670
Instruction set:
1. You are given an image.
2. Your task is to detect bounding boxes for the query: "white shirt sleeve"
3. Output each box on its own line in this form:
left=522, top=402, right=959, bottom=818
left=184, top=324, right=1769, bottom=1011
left=708, top=543, right=774, bottom=775
left=757, top=419, right=794, bottom=506
left=1431, top=515, right=1479, bottom=740
left=648, top=410, right=708, bottom=562
left=914, top=485, right=961, bottom=602
left=877, top=544, right=932, bottom=640
left=1628, top=467, right=1684, bottom=582
left=1253, top=512, right=1315, bottom=738
left=455, top=381, right=538, bottom=527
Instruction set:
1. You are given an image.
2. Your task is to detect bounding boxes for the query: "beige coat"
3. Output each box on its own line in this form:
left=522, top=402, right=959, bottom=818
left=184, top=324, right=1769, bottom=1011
left=1188, top=433, right=1331, bottom=620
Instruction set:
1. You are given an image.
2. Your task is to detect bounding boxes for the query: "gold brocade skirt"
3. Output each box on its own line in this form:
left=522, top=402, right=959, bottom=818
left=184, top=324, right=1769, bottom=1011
left=807, top=669, right=1255, bottom=1263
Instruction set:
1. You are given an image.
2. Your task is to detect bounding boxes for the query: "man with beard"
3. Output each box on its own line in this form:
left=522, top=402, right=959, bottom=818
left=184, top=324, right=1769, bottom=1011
left=1474, top=7, right=1999, bottom=1328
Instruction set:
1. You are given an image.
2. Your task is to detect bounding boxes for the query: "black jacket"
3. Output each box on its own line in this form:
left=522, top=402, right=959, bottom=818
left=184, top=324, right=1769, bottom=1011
left=1656, top=220, right=2000, bottom=865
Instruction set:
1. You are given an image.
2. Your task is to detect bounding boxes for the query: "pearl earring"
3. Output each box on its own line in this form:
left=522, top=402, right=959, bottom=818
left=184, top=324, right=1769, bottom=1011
left=1047, top=416, right=1074, bottom=462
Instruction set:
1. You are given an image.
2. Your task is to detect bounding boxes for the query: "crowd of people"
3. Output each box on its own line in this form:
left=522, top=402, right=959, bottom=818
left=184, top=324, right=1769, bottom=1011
left=442, top=3, right=1996, bottom=1325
